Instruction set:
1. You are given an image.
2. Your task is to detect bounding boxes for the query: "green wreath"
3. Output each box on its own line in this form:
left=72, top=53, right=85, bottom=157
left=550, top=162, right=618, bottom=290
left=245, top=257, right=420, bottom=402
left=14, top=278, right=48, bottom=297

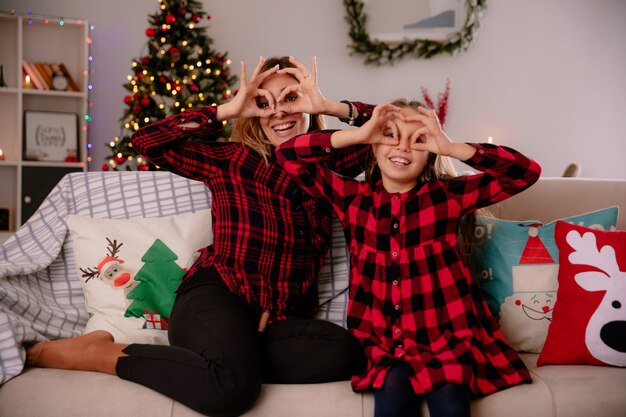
left=344, top=0, right=488, bottom=65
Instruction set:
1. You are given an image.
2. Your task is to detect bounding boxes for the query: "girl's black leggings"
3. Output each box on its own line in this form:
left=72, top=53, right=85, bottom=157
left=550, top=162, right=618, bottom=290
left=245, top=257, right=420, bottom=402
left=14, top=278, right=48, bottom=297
left=115, top=267, right=365, bottom=417
left=374, top=362, right=471, bottom=417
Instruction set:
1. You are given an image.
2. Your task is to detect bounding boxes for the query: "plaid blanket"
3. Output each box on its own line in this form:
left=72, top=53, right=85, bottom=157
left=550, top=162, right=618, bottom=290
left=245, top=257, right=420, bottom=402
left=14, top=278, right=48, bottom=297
left=0, top=171, right=349, bottom=384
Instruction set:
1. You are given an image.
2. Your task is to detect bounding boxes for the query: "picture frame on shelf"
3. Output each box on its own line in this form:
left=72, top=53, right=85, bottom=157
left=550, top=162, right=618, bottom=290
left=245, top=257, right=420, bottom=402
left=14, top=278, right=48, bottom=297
left=23, top=110, right=78, bottom=162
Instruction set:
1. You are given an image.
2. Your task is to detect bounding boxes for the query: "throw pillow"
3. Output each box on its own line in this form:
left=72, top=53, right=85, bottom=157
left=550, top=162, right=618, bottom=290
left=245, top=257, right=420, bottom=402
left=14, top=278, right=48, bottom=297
left=470, top=207, right=618, bottom=353
left=538, top=221, right=626, bottom=367
left=67, top=210, right=213, bottom=344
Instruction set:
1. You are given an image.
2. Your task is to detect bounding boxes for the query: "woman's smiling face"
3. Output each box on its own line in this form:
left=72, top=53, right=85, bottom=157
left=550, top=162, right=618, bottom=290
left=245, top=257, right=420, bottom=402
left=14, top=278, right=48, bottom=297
left=257, top=73, right=309, bottom=147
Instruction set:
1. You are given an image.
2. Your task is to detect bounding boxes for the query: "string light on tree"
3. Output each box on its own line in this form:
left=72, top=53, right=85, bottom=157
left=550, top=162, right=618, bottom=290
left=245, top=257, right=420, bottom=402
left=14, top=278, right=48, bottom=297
left=105, top=0, right=237, bottom=171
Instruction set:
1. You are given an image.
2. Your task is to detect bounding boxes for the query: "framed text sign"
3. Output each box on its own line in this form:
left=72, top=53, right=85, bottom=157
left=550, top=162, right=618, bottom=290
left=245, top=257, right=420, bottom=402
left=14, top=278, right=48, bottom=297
left=24, top=111, right=78, bottom=162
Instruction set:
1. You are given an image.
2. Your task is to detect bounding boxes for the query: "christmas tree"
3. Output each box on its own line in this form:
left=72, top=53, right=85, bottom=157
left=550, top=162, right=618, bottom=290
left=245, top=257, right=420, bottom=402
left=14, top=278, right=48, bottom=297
left=124, top=239, right=186, bottom=321
left=104, top=0, right=237, bottom=171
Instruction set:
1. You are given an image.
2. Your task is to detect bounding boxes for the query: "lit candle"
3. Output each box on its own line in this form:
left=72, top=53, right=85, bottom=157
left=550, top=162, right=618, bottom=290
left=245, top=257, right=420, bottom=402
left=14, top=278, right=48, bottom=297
left=24, top=74, right=32, bottom=88
left=0, top=148, right=5, bottom=160
left=487, top=136, right=494, bottom=144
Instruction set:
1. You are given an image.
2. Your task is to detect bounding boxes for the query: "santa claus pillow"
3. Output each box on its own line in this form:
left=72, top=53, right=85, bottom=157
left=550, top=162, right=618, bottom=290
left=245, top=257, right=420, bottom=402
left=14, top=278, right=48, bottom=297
left=67, top=210, right=213, bottom=345
left=538, top=221, right=626, bottom=367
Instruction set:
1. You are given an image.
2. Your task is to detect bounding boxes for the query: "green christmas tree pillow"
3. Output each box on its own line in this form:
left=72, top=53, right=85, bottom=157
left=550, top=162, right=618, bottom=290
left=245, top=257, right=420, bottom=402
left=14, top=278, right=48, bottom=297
left=67, top=210, right=213, bottom=344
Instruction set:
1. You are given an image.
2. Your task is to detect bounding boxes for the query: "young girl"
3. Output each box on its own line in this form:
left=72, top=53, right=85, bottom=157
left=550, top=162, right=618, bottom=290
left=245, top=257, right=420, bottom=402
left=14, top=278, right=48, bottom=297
left=277, top=100, right=541, bottom=417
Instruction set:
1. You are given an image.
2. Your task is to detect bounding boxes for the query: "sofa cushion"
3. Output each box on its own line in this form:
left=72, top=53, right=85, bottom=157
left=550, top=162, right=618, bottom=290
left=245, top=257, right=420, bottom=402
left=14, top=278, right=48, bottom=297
left=0, top=368, right=369, bottom=417
left=470, top=207, right=618, bottom=353
left=525, top=353, right=626, bottom=417
left=67, top=210, right=213, bottom=344
left=538, top=221, right=626, bottom=367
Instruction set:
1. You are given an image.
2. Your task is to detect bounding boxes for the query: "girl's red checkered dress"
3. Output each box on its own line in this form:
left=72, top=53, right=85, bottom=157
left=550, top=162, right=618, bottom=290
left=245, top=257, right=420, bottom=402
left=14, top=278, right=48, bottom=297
left=277, top=132, right=541, bottom=395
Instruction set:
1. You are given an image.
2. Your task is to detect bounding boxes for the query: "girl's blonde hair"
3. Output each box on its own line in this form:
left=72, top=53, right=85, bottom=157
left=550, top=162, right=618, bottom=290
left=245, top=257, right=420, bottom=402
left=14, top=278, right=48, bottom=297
left=231, top=56, right=325, bottom=160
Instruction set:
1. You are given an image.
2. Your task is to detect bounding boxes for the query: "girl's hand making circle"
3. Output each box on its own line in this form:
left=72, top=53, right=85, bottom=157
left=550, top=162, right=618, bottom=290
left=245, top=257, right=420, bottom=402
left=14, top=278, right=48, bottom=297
left=357, top=103, right=405, bottom=146
left=405, top=106, right=454, bottom=156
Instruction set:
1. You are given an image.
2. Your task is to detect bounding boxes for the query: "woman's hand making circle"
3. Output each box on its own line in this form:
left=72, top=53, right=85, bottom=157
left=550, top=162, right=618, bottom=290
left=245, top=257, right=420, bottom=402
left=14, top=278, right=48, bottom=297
left=274, top=57, right=329, bottom=115
left=217, top=57, right=280, bottom=121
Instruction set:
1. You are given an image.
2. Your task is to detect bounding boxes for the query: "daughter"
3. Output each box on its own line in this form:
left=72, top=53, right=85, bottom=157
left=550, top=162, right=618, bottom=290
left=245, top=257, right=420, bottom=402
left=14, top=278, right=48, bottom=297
left=276, top=100, right=541, bottom=417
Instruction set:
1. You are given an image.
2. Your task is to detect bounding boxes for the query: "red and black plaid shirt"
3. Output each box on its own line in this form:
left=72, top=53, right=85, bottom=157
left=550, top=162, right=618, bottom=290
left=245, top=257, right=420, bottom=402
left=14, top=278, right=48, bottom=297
left=131, top=103, right=373, bottom=321
left=277, top=132, right=541, bottom=395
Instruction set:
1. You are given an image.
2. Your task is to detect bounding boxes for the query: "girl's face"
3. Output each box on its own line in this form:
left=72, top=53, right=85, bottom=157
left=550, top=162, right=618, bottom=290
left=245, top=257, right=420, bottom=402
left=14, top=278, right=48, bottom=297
left=257, top=72, right=309, bottom=147
left=372, top=107, right=429, bottom=194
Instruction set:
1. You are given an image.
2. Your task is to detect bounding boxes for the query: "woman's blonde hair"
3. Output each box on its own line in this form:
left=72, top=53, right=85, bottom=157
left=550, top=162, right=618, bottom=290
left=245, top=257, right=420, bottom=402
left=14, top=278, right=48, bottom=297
left=231, top=56, right=325, bottom=160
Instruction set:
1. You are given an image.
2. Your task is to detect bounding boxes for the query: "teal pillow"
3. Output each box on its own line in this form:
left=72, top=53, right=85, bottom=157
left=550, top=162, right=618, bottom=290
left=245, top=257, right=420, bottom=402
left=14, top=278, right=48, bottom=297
left=471, top=207, right=619, bottom=353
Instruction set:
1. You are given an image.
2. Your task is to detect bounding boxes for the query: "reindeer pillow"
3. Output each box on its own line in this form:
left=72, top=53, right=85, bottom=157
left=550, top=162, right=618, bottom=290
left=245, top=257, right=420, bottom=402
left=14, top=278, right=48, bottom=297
left=538, top=221, right=626, bottom=367
left=67, top=210, right=213, bottom=345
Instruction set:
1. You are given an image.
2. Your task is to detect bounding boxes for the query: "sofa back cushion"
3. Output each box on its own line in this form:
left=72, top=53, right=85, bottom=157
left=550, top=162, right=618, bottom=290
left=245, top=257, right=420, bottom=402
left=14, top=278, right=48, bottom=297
left=487, top=178, right=626, bottom=230
left=61, top=172, right=351, bottom=328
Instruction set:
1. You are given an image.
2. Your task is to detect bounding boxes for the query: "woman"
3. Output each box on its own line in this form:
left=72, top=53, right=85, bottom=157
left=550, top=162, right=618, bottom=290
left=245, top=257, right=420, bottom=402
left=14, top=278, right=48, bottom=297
left=26, top=56, right=374, bottom=417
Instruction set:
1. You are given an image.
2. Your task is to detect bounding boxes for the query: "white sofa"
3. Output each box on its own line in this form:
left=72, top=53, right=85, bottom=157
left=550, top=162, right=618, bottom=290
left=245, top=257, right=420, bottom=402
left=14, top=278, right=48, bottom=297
left=1, top=173, right=625, bottom=417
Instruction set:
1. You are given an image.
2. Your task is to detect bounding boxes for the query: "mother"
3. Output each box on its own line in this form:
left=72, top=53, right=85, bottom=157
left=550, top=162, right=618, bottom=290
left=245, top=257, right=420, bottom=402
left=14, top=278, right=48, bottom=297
left=27, top=56, right=374, bottom=417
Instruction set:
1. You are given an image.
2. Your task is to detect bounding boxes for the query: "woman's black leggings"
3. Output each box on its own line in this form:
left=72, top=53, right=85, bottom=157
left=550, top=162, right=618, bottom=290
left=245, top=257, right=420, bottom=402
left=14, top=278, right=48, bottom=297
left=115, top=267, right=365, bottom=417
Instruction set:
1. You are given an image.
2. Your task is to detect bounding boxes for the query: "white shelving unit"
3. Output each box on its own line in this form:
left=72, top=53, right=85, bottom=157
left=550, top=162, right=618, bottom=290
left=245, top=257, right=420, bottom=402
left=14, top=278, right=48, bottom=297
left=0, top=13, right=90, bottom=242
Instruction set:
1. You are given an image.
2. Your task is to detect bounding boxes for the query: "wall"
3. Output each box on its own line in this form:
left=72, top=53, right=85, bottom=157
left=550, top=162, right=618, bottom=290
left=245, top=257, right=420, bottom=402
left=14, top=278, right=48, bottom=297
left=1, top=0, right=624, bottom=178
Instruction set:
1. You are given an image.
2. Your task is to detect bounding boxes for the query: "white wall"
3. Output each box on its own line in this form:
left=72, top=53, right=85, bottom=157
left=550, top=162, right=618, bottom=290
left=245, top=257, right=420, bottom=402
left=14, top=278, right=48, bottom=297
left=2, top=0, right=625, bottom=178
